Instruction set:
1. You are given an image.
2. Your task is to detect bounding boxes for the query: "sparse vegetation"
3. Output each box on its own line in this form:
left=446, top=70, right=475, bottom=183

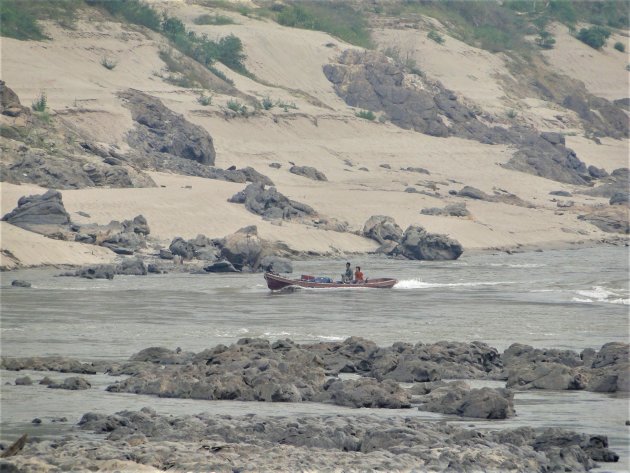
left=261, top=96, right=274, bottom=110
left=506, top=108, right=518, bottom=119
left=0, top=0, right=82, bottom=40
left=535, top=31, right=556, bottom=49
left=87, top=0, right=250, bottom=79
left=576, top=26, right=611, bottom=49
left=273, top=1, right=372, bottom=48
left=382, top=46, right=422, bottom=75
left=356, top=110, right=376, bottom=121
left=197, top=93, right=213, bottom=106
left=227, top=99, right=248, bottom=116
left=31, top=91, right=47, bottom=112
left=427, top=30, right=445, bottom=45
left=194, top=14, right=235, bottom=25
left=614, top=41, right=625, bottom=52
left=100, top=57, right=117, bottom=70
left=276, top=100, right=298, bottom=112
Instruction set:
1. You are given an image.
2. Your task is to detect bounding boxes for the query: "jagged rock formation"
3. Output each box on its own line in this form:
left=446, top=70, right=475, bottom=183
left=119, top=89, right=216, bottom=166
left=289, top=165, right=328, bottom=181
left=324, top=50, right=592, bottom=185
left=2, top=190, right=70, bottom=237
left=228, top=183, right=315, bottom=220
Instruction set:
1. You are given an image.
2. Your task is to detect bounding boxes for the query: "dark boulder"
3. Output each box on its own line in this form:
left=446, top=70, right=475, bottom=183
left=2, top=190, right=71, bottom=235
left=169, top=237, right=195, bottom=260
left=588, top=165, right=608, bottom=179
left=458, top=186, right=488, bottom=200
left=15, top=376, right=33, bottom=386
left=540, top=132, right=565, bottom=146
left=289, top=165, right=328, bottom=181
left=116, top=258, right=147, bottom=276
left=11, top=280, right=31, bottom=288
left=610, top=192, right=629, bottom=206
left=398, top=225, right=463, bottom=260
left=578, top=207, right=630, bottom=233
left=260, top=255, right=293, bottom=273
left=228, top=183, right=315, bottom=220
left=317, top=377, right=412, bottom=409
left=550, top=190, right=572, bottom=197
left=159, top=248, right=174, bottom=260
left=204, top=260, right=239, bottom=273
left=0, top=80, right=30, bottom=118
left=75, top=265, right=116, bottom=280
left=220, top=226, right=263, bottom=270
left=49, top=376, right=91, bottom=390
left=362, top=215, right=403, bottom=244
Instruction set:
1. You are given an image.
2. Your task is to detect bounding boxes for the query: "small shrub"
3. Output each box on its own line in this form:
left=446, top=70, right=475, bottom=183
left=506, top=108, right=518, bottom=119
left=427, top=30, right=445, bottom=44
left=276, top=100, right=297, bottom=111
left=576, top=26, right=611, bottom=49
left=100, top=57, right=117, bottom=70
left=193, top=14, right=235, bottom=25
left=614, top=41, right=625, bottom=52
left=626, top=64, right=630, bottom=71
left=31, top=91, right=47, bottom=112
left=356, top=110, right=376, bottom=121
left=261, top=96, right=274, bottom=110
left=226, top=99, right=249, bottom=116
left=197, top=93, right=213, bottom=106
left=535, top=31, right=556, bottom=49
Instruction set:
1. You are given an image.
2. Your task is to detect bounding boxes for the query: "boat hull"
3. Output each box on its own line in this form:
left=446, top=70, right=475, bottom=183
left=264, top=273, right=398, bottom=290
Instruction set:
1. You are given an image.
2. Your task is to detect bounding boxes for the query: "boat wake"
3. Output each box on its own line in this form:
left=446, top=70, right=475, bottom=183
left=572, top=286, right=629, bottom=305
left=394, top=279, right=514, bottom=289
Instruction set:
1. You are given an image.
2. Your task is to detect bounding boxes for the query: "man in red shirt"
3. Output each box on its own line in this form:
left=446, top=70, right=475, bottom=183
left=354, top=266, right=364, bottom=282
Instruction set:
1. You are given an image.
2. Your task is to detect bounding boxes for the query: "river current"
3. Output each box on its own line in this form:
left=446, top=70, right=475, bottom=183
left=1, top=245, right=629, bottom=470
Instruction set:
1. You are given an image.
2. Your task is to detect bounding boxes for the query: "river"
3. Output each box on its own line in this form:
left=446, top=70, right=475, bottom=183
left=1, top=245, right=628, bottom=470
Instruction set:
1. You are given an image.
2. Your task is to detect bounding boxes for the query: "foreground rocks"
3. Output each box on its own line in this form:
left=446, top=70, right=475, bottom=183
left=502, top=342, right=629, bottom=392
left=1, top=409, right=618, bottom=472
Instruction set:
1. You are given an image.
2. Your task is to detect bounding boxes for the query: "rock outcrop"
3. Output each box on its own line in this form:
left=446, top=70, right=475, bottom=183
left=362, top=215, right=403, bottom=244
left=414, top=381, right=515, bottom=419
left=578, top=207, right=630, bottom=234
left=421, top=202, right=470, bottom=217
left=119, top=89, right=215, bottom=166
left=2, top=190, right=71, bottom=237
left=397, top=225, right=464, bottom=260
left=228, top=183, right=315, bottom=220
left=324, top=50, right=591, bottom=185
left=5, top=408, right=616, bottom=472
left=362, top=216, right=463, bottom=260
left=289, top=165, right=328, bottom=181
left=502, top=342, right=629, bottom=392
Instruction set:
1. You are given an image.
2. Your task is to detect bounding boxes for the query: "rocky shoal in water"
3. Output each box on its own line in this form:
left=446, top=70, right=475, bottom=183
left=1, top=338, right=627, bottom=471
left=0, top=408, right=620, bottom=472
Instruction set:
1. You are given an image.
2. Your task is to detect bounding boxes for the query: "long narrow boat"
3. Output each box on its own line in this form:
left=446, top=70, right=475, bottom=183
left=264, top=272, right=398, bottom=290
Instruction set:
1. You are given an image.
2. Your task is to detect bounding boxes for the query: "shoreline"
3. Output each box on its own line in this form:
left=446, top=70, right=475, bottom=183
left=1, top=235, right=627, bottom=273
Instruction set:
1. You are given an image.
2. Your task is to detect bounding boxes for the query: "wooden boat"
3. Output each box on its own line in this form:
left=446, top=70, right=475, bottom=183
left=264, top=272, right=398, bottom=290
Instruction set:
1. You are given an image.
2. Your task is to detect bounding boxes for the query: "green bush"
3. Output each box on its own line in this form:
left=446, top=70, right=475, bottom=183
left=275, top=1, right=372, bottom=48
left=356, top=110, right=376, bottom=121
left=194, top=14, right=235, bottom=25
left=576, top=26, right=611, bottom=49
left=227, top=99, right=248, bottom=115
left=427, top=30, right=445, bottom=44
left=276, top=100, right=297, bottom=111
left=535, top=31, right=556, bottom=49
left=261, top=96, right=274, bottom=110
left=506, top=108, right=518, bottom=119
left=31, top=91, right=47, bottom=112
left=86, top=0, right=161, bottom=31
left=197, top=93, right=212, bottom=106
left=0, top=0, right=82, bottom=40
left=614, top=41, right=625, bottom=52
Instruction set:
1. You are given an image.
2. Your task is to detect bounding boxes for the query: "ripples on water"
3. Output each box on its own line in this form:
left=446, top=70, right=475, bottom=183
left=1, top=246, right=628, bottom=469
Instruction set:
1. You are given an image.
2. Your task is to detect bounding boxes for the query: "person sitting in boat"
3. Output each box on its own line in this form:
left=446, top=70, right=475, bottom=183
left=354, top=266, right=364, bottom=283
left=266, top=263, right=278, bottom=275
left=342, top=262, right=353, bottom=283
